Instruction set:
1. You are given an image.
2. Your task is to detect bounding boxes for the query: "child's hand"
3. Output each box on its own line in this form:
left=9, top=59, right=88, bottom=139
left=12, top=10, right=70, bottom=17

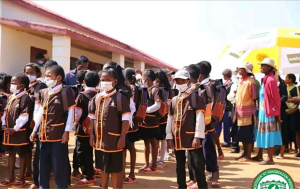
left=1, top=125, right=7, bottom=130
left=167, top=140, right=174, bottom=149
left=90, top=135, right=95, bottom=147
left=117, top=136, right=125, bottom=149
left=5, top=128, right=16, bottom=135
left=61, top=132, right=69, bottom=144
left=30, top=132, right=36, bottom=142
left=192, top=138, right=201, bottom=149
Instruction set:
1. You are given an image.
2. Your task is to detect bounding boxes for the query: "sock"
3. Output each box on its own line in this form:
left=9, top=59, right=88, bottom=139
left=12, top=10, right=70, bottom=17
left=159, top=140, right=167, bottom=162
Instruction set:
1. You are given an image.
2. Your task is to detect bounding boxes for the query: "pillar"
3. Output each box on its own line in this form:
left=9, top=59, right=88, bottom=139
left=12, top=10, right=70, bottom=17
left=52, top=35, right=71, bottom=71
left=134, top=60, right=145, bottom=71
left=112, top=53, right=125, bottom=68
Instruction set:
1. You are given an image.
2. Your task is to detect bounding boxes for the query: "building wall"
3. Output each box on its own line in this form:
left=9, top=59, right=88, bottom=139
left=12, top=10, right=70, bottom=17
left=0, top=26, right=111, bottom=75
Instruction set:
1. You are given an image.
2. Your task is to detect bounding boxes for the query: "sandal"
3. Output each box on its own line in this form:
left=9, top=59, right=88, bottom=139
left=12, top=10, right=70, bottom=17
left=74, top=178, right=94, bottom=187
left=190, top=183, right=199, bottom=189
left=218, top=154, right=224, bottom=159
left=259, top=160, right=275, bottom=165
left=251, top=156, right=263, bottom=162
left=157, top=161, right=165, bottom=169
left=123, top=176, right=136, bottom=184
left=27, top=184, right=39, bottom=189
left=50, top=172, right=54, bottom=180
left=71, top=173, right=83, bottom=180
left=186, top=180, right=195, bottom=187
left=12, top=180, right=26, bottom=188
left=238, top=158, right=252, bottom=162
left=139, top=166, right=158, bottom=174
left=0, top=178, right=15, bottom=187
left=94, top=169, right=101, bottom=178
left=0, top=153, right=5, bottom=158
left=211, top=181, right=220, bottom=188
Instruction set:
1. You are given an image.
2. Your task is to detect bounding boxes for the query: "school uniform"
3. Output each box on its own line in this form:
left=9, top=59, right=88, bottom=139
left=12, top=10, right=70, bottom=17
left=88, top=89, right=130, bottom=173
left=166, top=88, right=207, bottom=189
left=198, top=78, right=219, bottom=173
left=28, top=81, right=47, bottom=186
left=127, top=85, right=140, bottom=143
left=1, top=91, right=33, bottom=154
left=74, top=87, right=98, bottom=181
left=138, top=86, right=161, bottom=139
left=33, top=84, right=75, bottom=189
left=0, top=97, right=4, bottom=154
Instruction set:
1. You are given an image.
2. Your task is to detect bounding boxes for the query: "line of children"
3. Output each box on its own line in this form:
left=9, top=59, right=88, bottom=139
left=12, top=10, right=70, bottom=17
left=0, top=73, right=34, bottom=188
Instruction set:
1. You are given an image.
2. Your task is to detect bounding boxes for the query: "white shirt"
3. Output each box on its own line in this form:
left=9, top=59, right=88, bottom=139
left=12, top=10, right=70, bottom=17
left=33, top=84, right=75, bottom=132
left=88, top=89, right=130, bottom=121
left=1, top=91, right=29, bottom=131
left=166, top=87, right=205, bottom=140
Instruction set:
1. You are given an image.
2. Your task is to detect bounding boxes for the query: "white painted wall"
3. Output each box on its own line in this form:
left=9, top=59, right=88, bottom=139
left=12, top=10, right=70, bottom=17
left=0, top=26, right=111, bottom=75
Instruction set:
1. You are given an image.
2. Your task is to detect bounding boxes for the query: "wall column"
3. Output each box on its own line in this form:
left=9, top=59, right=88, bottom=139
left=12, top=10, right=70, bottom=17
left=134, top=60, right=145, bottom=71
left=112, top=53, right=125, bottom=68
left=52, top=35, right=71, bottom=71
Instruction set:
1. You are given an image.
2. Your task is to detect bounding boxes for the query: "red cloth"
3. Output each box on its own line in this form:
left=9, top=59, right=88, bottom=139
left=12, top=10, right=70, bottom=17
left=262, top=72, right=281, bottom=118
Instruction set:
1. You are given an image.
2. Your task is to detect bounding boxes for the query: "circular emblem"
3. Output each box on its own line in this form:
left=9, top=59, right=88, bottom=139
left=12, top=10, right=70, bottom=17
left=252, top=169, right=294, bottom=189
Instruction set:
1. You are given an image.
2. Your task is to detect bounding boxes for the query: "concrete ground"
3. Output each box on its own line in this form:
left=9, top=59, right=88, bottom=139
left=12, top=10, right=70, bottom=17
left=0, top=132, right=299, bottom=189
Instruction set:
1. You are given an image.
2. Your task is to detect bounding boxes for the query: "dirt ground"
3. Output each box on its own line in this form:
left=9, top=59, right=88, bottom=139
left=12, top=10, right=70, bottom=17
left=0, top=132, right=299, bottom=189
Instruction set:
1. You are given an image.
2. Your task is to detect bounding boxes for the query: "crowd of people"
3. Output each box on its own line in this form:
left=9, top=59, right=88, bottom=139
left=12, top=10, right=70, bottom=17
left=0, top=55, right=299, bottom=189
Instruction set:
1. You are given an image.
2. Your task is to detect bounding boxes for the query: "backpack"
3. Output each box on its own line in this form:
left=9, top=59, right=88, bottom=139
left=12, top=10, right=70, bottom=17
left=158, top=87, right=169, bottom=117
left=76, top=92, right=96, bottom=135
left=18, top=95, right=35, bottom=129
left=171, top=92, right=198, bottom=115
left=197, top=79, right=227, bottom=124
left=95, top=92, right=123, bottom=116
left=63, top=84, right=83, bottom=99
left=136, top=87, right=148, bottom=121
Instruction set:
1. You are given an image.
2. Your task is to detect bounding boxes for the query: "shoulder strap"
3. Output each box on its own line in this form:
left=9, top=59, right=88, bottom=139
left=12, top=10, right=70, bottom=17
left=62, top=88, right=68, bottom=112
left=191, top=92, right=197, bottom=109
left=19, top=94, right=27, bottom=109
left=34, top=82, right=42, bottom=95
left=116, top=92, right=122, bottom=113
left=81, top=92, right=93, bottom=101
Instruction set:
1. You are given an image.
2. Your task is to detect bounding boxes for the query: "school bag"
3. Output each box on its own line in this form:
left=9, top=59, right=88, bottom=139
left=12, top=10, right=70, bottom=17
left=158, top=87, right=169, bottom=117
left=135, top=87, right=148, bottom=121
left=17, top=95, right=35, bottom=129
left=75, top=92, right=96, bottom=135
left=95, top=92, right=123, bottom=117
left=197, top=79, right=227, bottom=125
left=63, top=84, right=83, bottom=99
left=171, top=92, right=198, bottom=115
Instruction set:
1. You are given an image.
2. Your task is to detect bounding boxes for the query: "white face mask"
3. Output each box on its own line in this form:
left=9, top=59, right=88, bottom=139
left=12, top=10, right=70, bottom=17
left=176, top=83, right=189, bottom=93
left=45, top=77, right=57, bottom=88
left=27, top=75, right=37, bottom=83
left=38, top=60, right=44, bottom=64
left=101, top=81, right=114, bottom=92
left=10, top=84, right=19, bottom=94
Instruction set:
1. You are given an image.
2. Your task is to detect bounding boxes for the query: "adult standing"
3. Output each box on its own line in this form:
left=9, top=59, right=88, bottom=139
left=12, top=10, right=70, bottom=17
left=253, top=58, right=282, bottom=165
left=65, top=55, right=89, bottom=85
left=235, top=62, right=257, bottom=162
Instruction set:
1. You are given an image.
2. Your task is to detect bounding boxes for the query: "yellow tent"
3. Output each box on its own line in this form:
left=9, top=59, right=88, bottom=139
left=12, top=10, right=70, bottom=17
left=218, top=27, right=300, bottom=74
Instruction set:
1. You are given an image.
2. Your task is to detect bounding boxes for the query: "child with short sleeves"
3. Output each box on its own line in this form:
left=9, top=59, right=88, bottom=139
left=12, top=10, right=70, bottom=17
left=89, top=68, right=130, bottom=189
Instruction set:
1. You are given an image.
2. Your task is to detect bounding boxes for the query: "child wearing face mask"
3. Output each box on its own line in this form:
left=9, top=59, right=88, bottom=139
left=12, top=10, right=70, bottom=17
left=89, top=68, right=130, bottom=189
left=30, top=65, right=75, bottom=189
left=23, top=63, right=48, bottom=187
left=138, top=70, right=161, bottom=173
left=166, top=69, right=207, bottom=189
left=0, top=73, right=34, bottom=188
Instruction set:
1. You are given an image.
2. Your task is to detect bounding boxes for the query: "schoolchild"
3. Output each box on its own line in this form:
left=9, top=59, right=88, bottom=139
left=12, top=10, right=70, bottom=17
left=196, top=62, right=219, bottom=188
left=23, top=63, right=47, bottom=188
left=166, top=69, right=207, bottom=189
left=154, top=69, right=172, bottom=168
left=138, top=69, right=161, bottom=173
left=73, top=71, right=99, bottom=186
left=30, top=65, right=75, bottom=189
left=123, top=68, right=140, bottom=184
left=0, top=73, right=34, bottom=188
left=89, top=68, right=130, bottom=189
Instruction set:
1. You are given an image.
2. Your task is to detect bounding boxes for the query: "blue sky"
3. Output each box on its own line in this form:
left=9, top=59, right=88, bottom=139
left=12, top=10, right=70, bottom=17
left=33, top=1, right=300, bottom=72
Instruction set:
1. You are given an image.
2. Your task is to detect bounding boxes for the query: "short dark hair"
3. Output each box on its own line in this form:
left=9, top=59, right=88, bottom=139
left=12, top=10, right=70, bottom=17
left=197, top=63, right=210, bottom=78
left=155, top=69, right=171, bottom=88
left=198, top=61, right=211, bottom=74
left=77, top=55, right=89, bottom=64
left=287, top=73, right=297, bottom=85
left=144, top=69, right=156, bottom=81
left=14, top=73, right=30, bottom=90
left=0, top=74, right=12, bottom=91
left=84, top=71, right=99, bottom=87
left=23, top=63, right=42, bottom=78
left=45, top=60, right=58, bottom=70
left=48, top=65, right=65, bottom=81
left=36, top=53, right=45, bottom=60
left=76, top=70, right=87, bottom=84
left=99, top=68, right=118, bottom=80
left=222, top=69, right=232, bottom=78
left=186, top=64, right=200, bottom=80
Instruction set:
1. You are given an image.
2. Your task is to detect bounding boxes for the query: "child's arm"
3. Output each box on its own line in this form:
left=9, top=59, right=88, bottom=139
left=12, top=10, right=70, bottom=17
left=88, top=97, right=97, bottom=147
left=146, top=87, right=161, bottom=113
left=166, top=99, right=174, bottom=149
left=30, top=92, right=43, bottom=141
left=192, top=96, right=205, bottom=148
left=62, top=92, right=76, bottom=143
left=117, top=95, right=131, bottom=149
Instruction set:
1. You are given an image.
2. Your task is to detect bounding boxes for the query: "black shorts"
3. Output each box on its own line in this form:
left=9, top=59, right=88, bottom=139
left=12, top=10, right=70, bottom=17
left=2, top=144, right=31, bottom=155
left=95, top=150, right=123, bottom=173
left=156, top=124, right=167, bottom=140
